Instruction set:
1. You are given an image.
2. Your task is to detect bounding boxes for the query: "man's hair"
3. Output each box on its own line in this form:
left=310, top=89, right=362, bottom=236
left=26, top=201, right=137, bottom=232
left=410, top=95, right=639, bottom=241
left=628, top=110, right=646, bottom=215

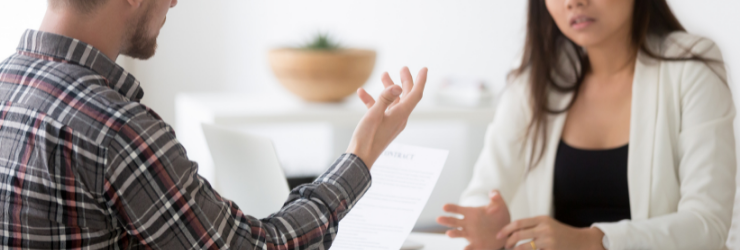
left=48, top=0, right=109, bottom=14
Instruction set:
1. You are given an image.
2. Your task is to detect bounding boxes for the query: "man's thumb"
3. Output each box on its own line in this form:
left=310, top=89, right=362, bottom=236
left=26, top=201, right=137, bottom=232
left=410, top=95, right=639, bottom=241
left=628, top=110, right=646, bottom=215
left=372, top=85, right=402, bottom=111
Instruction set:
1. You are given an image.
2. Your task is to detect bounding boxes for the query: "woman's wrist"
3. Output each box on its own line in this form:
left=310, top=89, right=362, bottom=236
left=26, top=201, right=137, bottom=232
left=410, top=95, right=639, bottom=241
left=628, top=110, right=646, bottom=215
left=583, top=227, right=606, bottom=250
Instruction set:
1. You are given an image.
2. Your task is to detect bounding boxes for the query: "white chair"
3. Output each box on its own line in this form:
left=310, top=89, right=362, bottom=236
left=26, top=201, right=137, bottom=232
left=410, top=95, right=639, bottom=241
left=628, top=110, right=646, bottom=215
left=201, top=124, right=291, bottom=219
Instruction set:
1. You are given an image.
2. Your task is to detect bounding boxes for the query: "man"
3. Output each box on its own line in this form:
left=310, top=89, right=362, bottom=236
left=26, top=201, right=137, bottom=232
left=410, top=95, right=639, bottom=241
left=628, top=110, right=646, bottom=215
left=0, top=0, right=427, bottom=249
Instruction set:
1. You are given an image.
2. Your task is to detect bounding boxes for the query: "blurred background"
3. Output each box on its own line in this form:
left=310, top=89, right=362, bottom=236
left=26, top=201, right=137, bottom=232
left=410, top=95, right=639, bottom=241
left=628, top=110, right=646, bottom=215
left=1, top=0, right=739, bottom=246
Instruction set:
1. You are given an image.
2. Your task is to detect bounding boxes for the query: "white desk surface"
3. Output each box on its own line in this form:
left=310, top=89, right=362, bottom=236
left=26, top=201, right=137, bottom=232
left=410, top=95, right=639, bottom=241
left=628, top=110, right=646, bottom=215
left=405, top=232, right=468, bottom=249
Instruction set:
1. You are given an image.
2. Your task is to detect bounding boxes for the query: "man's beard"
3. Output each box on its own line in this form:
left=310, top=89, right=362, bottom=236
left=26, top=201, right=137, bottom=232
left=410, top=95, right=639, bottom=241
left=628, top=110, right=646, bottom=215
left=121, top=7, right=158, bottom=60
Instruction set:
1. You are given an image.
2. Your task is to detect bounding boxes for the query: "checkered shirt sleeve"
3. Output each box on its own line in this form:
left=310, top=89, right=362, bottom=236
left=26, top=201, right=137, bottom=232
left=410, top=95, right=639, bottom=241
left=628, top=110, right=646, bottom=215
left=104, top=109, right=372, bottom=249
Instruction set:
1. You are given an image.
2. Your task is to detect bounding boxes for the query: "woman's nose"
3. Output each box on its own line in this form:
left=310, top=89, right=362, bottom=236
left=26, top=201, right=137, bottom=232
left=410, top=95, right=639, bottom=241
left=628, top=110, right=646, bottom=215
left=564, top=0, right=588, bottom=10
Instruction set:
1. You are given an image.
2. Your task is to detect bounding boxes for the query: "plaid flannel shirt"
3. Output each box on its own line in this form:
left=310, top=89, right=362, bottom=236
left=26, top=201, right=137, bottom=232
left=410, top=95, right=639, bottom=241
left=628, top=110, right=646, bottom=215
left=0, top=30, right=371, bottom=249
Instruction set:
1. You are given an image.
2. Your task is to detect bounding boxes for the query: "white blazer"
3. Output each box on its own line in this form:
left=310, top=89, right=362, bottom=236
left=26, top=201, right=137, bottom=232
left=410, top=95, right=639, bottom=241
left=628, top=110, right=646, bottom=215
left=460, top=32, right=736, bottom=250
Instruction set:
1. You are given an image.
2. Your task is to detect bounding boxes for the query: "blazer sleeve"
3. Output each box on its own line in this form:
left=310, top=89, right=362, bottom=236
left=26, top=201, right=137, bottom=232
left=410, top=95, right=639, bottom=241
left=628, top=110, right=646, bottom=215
left=594, top=37, right=736, bottom=250
left=459, top=77, right=532, bottom=207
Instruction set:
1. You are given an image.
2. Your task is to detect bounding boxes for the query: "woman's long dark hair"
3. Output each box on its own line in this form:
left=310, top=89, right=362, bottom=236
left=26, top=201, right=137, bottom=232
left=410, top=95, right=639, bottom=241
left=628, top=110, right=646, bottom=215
left=512, top=0, right=721, bottom=168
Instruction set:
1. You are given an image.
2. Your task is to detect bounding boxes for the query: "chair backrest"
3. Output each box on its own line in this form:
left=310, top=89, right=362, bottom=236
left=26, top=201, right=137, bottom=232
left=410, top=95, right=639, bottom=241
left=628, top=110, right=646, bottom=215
left=202, top=124, right=291, bottom=219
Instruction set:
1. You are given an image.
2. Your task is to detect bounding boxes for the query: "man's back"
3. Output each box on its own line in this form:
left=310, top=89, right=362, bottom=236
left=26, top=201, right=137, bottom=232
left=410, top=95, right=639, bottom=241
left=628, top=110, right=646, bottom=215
left=0, top=30, right=147, bottom=248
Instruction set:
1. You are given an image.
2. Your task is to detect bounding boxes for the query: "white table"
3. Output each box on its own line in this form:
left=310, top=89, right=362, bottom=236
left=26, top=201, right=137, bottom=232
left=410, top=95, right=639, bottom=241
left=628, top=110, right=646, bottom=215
left=174, top=90, right=496, bottom=229
left=405, top=233, right=468, bottom=249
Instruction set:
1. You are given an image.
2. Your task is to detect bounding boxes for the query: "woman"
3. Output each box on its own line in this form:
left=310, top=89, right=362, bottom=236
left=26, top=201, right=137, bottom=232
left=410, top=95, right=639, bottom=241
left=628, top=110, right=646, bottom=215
left=436, top=0, right=735, bottom=249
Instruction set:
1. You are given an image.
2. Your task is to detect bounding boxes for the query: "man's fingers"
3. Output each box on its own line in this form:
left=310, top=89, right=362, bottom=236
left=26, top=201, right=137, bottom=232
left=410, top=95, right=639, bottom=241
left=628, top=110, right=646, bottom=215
left=498, top=217, right=541, bottom=240
left=381, top=72, right=395, bottom=88
left=415, top=67, right=428, bottom=90
left=391, top=67, right=428, bottom=116
left=392, top=95, right=401, bottom=107
left=357, top=88, right=375, bottom=109
left=370, top=85, right=402, bottom=113
left=446, top=229, right=466, bottom=238
left=381, top=72, right=401, bottom=106
left=436, top=216, right=464, bottom=228
left=400, top=66, right=414, bottom=97
left=413, top=67, right=428, bottom=97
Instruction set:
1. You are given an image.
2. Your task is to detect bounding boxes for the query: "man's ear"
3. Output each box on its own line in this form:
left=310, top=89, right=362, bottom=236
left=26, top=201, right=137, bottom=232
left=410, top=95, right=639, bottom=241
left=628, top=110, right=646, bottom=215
left=125, top=0, right=145, bottom=9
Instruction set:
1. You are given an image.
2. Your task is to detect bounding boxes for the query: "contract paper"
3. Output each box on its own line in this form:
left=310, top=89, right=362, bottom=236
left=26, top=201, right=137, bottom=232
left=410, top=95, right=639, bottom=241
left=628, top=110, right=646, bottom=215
left=331, top=144, right=449, bottom=250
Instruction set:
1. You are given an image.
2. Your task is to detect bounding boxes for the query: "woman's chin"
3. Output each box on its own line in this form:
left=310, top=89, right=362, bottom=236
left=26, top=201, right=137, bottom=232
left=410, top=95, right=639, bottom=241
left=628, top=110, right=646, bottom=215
left=564, top=34, right=605, bottom=49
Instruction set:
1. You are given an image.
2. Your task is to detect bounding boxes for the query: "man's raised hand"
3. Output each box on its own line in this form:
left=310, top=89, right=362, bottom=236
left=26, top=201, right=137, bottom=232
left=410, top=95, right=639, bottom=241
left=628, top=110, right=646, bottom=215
left=346, top=66, right=428, bottom=168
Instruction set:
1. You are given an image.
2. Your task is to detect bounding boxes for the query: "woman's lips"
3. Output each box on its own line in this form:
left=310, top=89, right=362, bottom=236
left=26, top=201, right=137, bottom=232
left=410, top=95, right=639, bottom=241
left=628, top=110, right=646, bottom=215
left=570, top=15, right=595, bottom=30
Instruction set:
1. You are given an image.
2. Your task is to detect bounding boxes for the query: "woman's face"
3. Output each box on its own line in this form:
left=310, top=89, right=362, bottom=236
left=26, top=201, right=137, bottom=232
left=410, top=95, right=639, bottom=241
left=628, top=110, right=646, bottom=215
left=545, top=0, right=635, bottom=48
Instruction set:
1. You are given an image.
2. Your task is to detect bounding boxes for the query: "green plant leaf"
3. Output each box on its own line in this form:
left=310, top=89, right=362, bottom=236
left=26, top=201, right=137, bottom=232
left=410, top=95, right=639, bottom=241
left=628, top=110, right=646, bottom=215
left=301, top=32, right=341, bottom=50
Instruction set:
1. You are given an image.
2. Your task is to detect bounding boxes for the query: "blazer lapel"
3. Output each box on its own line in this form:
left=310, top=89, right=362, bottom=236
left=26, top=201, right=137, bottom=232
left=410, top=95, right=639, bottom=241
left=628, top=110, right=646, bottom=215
left=528, top=92, right=571, bottom=217
left=628, top=52, right=660, bottom=220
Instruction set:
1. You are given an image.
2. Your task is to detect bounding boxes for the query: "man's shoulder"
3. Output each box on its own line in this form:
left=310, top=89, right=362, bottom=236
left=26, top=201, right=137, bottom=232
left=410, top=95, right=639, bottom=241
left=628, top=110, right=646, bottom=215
left=0, top=52, right=152, bottom=143
left=3, top=52, right=102, bottom=85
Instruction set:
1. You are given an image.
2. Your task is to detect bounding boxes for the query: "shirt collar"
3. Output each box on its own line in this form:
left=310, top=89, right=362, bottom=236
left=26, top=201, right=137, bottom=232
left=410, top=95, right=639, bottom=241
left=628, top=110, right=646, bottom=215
left=16, top=29, right=144, bottom=102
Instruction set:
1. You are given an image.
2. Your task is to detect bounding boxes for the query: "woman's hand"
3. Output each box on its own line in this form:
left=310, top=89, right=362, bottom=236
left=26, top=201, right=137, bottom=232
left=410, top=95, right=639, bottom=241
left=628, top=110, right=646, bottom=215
left=436, top=190, right=511, bottom=250
left=346, top=67, right=427, bottom=168
left=498, top=216, right=605, bottom=250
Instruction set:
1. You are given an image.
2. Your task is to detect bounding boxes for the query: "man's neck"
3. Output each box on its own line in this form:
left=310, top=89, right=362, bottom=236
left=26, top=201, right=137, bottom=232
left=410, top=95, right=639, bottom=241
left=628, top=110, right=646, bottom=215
left=39, top=8, right=125, bottom=61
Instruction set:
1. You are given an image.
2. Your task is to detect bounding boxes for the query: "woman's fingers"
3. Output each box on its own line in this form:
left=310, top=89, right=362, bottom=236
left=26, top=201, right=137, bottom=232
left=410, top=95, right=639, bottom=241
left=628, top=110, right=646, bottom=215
left=505, top=228, right=537, bottom=249
left=488, top=190, right=504, bottom=204
left=498, top=217, right=541, bottom=239
left=486, top=190, right=507, bottom=212
left=436, top=216, right=464, bottom=228
left=442, top=203, right=468, bottom=214
left=357, top=88, right=375, bottom=109
left=514, top=241, right=538, bottom=250
left=446, top=229, right=466, bottom=238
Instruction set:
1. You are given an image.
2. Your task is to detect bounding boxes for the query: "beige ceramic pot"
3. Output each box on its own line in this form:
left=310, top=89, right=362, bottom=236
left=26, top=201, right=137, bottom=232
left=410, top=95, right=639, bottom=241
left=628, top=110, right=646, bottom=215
left=269, top=48, right=376, bottom=102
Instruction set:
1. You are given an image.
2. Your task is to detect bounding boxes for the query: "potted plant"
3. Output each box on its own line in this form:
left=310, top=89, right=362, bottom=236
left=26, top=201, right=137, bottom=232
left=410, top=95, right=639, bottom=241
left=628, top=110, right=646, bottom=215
left=269, top=33, right=376, bottom=102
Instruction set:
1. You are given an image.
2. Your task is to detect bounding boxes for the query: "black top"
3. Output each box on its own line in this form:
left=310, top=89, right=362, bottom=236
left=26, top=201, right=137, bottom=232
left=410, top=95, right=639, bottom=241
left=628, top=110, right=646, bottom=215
left=553, top=140, right=631, bottom=228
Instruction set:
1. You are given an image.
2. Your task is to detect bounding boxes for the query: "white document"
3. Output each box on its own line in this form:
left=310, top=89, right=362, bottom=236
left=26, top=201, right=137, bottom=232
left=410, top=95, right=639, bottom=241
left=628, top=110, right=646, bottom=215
left=331, top=144, right=449, bottom=250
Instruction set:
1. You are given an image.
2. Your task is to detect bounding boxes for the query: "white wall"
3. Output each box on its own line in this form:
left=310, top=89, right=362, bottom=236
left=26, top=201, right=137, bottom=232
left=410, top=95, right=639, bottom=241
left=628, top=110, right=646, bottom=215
left=671, top=0, right=739, bottom=91
left=0, top=1, right=46, bottom=58
left=129, top=0, right=528, bottom=125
